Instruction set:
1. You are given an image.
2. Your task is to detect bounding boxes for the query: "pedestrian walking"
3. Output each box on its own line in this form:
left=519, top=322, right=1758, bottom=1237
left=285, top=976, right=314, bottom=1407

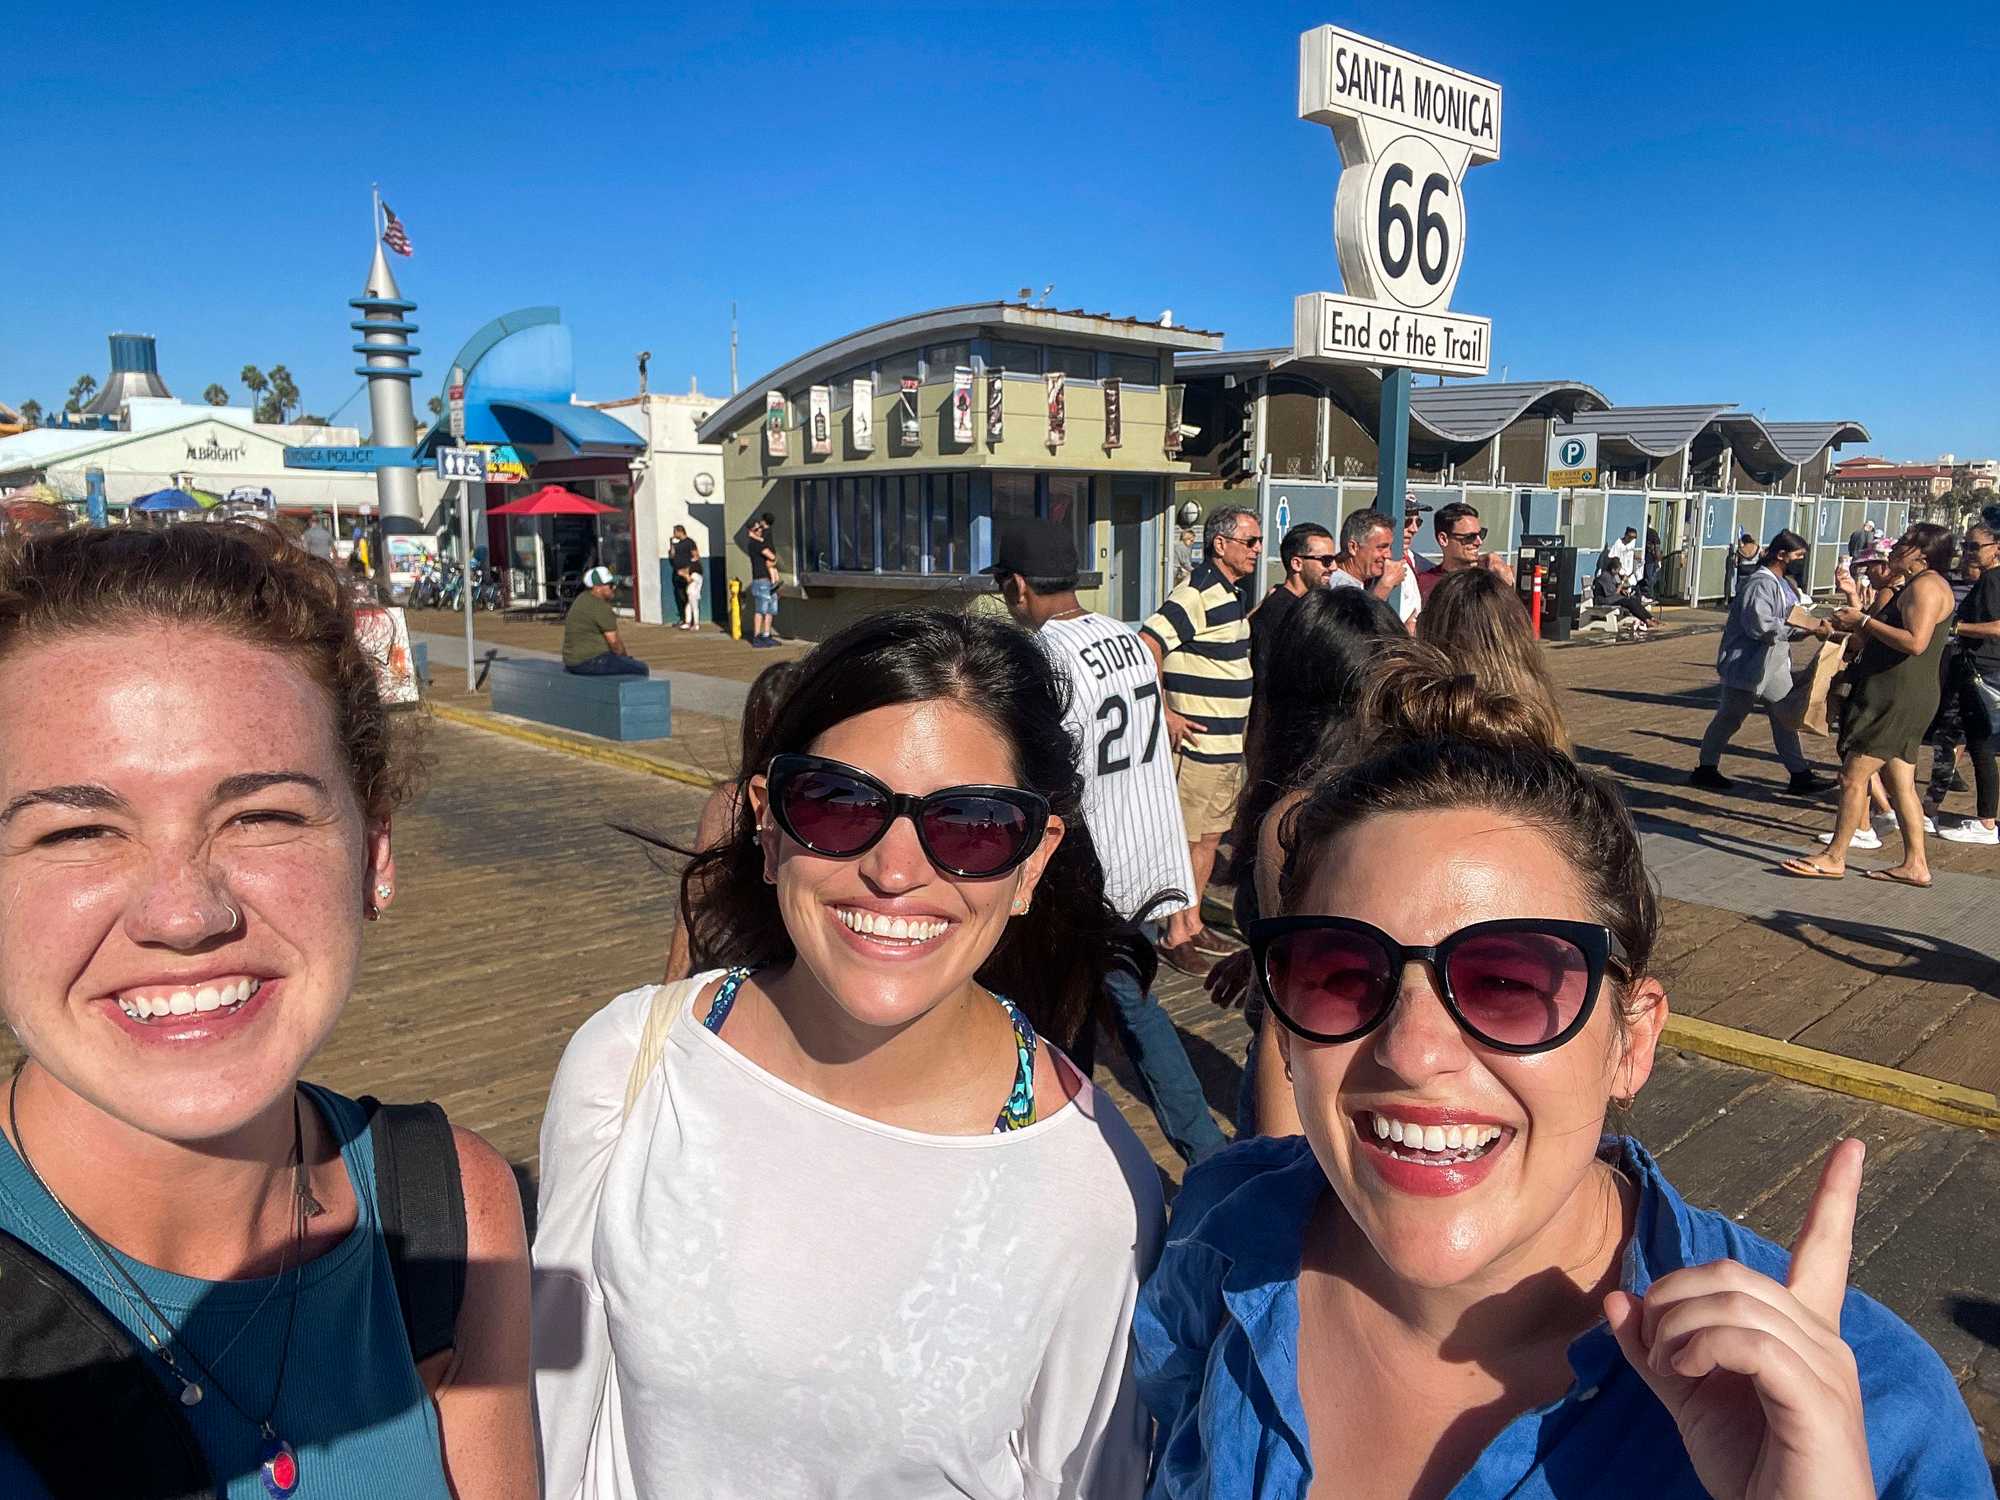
left=1723, top=531, right=1758, bottom=602
left=0, top=523, right=533, bottom=1500
left=1691, top=529, right=1833, bottom=795
left=993, top=519, right=1222, bottom=1165
left=1934, top=521, right=2000, bottom=844
left=1140, top=504, right=1260, bottom=977
left=1848, top=516, right=1877, bottom=559
left=1249, top=521, right=1335, bottom=676
left=661, top=658, right=804, bottom=982
left=1643, top=523, right=1663, bottom=594
left=300, top=511, right=334, bottom=560
left=1784, top=524, right=1957, bottom=885
left=561, top=565, right=649, bottom=676
left=1135, top=648, right=1990, bottom=1500
left=1206, top=587, right=1406, bottom=1139
left=746, top=513, right=782, bottom=646
left=670, top=524, right=704, bottom=629
left=534, top=610, right=1161, bottom=1499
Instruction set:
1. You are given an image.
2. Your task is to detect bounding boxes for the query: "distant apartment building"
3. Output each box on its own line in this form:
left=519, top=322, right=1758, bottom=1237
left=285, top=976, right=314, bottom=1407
left=1828, top=456, right=1954, bottom=512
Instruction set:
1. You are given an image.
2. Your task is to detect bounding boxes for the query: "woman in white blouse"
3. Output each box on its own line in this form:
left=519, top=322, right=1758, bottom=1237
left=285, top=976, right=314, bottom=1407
left=533, top=609, right=1169, bottom=1499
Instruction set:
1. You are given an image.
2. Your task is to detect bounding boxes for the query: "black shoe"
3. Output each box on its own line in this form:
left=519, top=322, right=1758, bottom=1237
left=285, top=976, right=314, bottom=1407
left=1788, top=770, right=1834, bottom=795
left=1689, top=766, right=1733, bottom=792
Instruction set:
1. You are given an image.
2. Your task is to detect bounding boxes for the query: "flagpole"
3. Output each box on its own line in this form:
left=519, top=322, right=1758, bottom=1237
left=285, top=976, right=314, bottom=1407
left=371, top=183, right=382, bottom=247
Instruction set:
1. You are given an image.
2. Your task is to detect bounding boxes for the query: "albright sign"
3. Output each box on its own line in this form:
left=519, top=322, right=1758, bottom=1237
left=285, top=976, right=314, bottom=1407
left=1293, top=24, right=1499, bottom=378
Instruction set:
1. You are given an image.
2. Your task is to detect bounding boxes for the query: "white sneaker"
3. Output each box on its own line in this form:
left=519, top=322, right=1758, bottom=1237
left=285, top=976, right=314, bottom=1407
left=1820, top=827, right=1883, bottom=850
left=1938, top=820, right=1999, bottom=845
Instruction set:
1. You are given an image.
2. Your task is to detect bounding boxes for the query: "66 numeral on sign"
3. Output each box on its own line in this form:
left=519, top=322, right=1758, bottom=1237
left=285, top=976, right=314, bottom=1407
left=1376, top=164, right=1452, bottom=288
left=1338, top=132, right=1467, bottom=312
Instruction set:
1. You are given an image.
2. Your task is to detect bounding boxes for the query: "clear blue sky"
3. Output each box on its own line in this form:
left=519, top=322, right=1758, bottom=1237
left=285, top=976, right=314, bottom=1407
left=7, top=1, right=1996, bottom=458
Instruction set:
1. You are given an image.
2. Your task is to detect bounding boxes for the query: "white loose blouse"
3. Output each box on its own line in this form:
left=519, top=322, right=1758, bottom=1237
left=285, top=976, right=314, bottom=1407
left=532, top=974, right=1167, bottom=1499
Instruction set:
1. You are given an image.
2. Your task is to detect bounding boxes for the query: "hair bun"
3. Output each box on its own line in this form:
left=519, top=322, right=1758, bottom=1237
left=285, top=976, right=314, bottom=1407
left=1359, top=641, right=1568, bottom=755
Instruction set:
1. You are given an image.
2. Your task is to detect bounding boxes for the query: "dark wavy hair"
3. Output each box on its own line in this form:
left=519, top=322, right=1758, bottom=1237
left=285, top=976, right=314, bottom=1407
left=1230, top=586, right=1405, bottom=878
left=1895, top=522, right=1956, bottom=575
left=0, top=521, right=421, bottom=819
left=680, top=608, right=1142, bottom=1053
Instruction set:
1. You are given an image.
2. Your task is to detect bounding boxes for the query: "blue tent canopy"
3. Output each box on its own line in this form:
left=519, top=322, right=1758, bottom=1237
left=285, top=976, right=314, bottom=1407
left=132, top=488, right=200, bottom=512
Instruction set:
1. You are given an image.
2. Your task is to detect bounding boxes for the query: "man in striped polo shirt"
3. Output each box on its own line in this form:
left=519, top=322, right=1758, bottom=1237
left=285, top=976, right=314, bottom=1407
left=1141, top=503, right=1260, bottom=977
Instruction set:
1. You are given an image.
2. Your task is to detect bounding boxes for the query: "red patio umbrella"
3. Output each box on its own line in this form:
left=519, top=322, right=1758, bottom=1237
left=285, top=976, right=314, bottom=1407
left=484, top=485, right=620, bottom=516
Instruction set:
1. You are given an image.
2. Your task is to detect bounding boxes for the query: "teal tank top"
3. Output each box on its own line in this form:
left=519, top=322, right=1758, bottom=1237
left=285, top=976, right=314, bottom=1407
left=0, top=1084, right=454, bottom=1500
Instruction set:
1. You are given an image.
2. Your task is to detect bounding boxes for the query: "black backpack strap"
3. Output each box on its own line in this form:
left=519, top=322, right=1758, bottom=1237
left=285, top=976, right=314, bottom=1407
left=360, top=1097, right=467, bottom=1365
left=0, top=1228, right=213, bottom=1500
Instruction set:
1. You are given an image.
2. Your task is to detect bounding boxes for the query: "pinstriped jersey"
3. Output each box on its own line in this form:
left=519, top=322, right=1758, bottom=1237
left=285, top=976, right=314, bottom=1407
left=1138, top=562, right=1253, bottom=765
left=1039, top=614, right=1198, bottom=925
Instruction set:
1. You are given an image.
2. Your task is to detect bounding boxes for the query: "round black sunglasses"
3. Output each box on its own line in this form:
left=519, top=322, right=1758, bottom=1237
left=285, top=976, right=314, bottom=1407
left=765, top=753, right=1051, bottom=879
left=1247, top=915, right=1630, bottom=1056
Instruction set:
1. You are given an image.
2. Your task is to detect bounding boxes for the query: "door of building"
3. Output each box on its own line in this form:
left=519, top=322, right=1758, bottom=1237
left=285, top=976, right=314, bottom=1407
left=1109, top=479, right=1151, bottom=622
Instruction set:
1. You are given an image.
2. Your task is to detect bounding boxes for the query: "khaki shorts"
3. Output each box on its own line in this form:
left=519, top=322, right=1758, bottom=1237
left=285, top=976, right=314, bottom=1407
left=1176, top=754, right=1245, bottom=839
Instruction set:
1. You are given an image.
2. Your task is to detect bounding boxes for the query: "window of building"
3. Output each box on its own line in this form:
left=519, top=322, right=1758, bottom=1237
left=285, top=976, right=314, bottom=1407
left=835, top=476, right=874, bottom=571
left=923, top=342, right=970, bottom=382
left=986, top=340, right=1040, bottom=374
left=927, top=473, right=968, bottom=573
left=1108, top=352, right=1159, bottom=386
left=1046, top=346, right=1097, bottom=380
left=876, top=347, right=920, bottom=384
left=991, top=472, right=1037, bottom=530
left=801, top=478, right=834, bottom=571
left=1046, top=475, right=1091, bottom=562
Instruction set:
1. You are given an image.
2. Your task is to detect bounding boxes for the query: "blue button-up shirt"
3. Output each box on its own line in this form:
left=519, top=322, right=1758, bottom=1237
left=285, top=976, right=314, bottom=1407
left=1135, top=1134, right=1992, bottom=1499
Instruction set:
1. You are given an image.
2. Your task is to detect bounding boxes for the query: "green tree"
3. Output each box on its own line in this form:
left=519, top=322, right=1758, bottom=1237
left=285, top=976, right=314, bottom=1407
left=265, top=365, right=300, bottom=424
left=427, top=394, right=444, bottom=418
left=202, top=383, right=230, bottom=406
left=240, top=364, right=268, bottom=409
left=63, top=373, right=97, bottom=413
left=18, top=399, right=42, bottom=427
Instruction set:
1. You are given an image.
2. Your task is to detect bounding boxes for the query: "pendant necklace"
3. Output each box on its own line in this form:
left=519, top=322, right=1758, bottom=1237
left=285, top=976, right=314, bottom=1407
left=8, top=1062, right=312, bottom=1496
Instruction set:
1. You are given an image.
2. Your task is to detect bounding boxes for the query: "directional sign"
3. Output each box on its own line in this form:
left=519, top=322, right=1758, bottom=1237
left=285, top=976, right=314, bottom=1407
left=283, top=445, right=418, bottom=471
left=1293, top=25, right=1499, bottom=378
left=436, top=446, right=488, bottom=483
left=1547, top=430, right=1598, bottom=489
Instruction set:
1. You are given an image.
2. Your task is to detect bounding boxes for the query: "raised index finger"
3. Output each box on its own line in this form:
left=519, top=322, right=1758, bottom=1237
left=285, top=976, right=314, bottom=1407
left=1787, top=1137, right=1864, bottom=1326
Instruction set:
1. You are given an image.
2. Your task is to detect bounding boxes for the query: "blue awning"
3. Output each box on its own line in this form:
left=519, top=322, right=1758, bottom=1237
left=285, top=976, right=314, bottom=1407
left=487, top=399, right=643, bottom=455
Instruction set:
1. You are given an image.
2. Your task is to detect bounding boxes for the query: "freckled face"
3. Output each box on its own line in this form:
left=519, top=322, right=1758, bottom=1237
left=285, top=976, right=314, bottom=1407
left=749, top=700, right=1062, bottom=1031
left=1279, top=809, right=1655, bottom=1290
left=0, top=627, right=388, bottom=1142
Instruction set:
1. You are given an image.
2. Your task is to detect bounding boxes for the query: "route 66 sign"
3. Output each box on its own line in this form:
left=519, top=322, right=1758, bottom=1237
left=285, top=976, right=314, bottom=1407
left=1294, top=26, right=1500, bottom=376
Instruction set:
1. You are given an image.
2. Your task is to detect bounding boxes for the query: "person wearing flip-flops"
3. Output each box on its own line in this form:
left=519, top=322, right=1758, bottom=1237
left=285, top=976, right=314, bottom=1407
left=1783, top=525, right=1958, bottom=886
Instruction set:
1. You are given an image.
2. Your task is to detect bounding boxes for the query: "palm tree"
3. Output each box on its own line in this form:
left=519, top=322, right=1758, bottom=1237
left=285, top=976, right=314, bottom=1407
left=266, top=365, right=300, bottom=424
left=202, top=383, right=230, bottom=406
left=64, top=373, right=97, bottom=413
left=18, top=399, right=42, bottom=427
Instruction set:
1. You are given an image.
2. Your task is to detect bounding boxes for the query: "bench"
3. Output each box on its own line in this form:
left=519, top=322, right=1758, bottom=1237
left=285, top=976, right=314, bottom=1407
left=487, top=657, right=671, bottom=742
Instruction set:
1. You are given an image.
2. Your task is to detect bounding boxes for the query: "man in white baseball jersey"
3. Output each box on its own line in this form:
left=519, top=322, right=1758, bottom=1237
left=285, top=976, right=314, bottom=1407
left=992, top=520, right=1226, bottom=1163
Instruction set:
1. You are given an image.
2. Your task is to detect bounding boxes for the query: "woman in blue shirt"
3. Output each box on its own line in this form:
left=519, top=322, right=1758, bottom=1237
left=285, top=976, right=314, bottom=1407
left=1136, top=645, right=1990, bottom=1499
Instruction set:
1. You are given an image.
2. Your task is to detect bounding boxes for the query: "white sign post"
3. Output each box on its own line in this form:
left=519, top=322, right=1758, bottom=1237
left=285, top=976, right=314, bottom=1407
left=1293, top=24, right=1502, bottom=540
left=437, top=447, right=489, bottom=690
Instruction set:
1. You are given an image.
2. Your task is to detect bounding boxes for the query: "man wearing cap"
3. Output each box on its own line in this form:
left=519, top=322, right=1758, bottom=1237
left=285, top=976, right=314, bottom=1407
left=1393, top=500, right=1431, bottom=627
left=562, top=567, right=649, bottom=676
left=1848, top=517, right=1877, bottom=560
left=991, top=520, right=1225, bottom=1164
left=1416, top=500, right=1518, bottom=602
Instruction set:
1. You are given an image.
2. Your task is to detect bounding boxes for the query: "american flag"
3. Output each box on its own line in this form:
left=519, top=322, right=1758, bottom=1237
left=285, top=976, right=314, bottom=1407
left=381, top=202, right=413, bottom=257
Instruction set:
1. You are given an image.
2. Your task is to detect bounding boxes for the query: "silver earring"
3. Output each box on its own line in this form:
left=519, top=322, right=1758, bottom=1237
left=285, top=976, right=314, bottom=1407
left=375, top=883, right=392, bottom=902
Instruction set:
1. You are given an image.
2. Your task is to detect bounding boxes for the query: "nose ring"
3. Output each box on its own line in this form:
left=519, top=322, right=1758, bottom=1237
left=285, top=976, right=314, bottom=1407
left=220, top=901, right=240, bottom=934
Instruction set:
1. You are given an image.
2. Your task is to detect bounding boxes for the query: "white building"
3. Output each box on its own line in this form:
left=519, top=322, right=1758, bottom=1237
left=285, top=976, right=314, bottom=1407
left=588, top=385, right=726, bottom=624
left=0, top=397, right=444, bottom=525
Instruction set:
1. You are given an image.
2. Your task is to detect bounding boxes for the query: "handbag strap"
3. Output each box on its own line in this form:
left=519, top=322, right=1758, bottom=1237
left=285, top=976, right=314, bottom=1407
left=360, top=1098, right=467, bottom=1365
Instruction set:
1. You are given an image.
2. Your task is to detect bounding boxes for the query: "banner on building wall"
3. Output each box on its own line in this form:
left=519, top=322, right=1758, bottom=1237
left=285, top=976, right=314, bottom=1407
left=1164, top=384, right=1185, bottom=457
left=764, top=391, right=788, bottom=458
left=808, top=385, right=832, bottom=456
left=951, top=367, right=975, bottom=443
left=986, top=368, right=1005, bottom=445
left=1045, top=371, right=1066, bottom=449
left=852, top=378, right=874, bottom=452
left=1102, top=377, right=1123, bottom=450
left=898, top=377, right=921, bottom=446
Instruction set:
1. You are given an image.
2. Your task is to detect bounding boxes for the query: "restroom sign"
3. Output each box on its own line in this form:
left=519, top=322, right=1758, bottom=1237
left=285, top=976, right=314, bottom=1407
left=1546, top=430, right=1598, bottom=489
left=1293, top=25, right=1499, bottom=376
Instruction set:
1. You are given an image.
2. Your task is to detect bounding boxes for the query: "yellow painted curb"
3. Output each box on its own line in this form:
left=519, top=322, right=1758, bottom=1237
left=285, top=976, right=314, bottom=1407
left=429, top=702, right=720, bottom=791
left=1663, top=1016, right=2000, bottom=1134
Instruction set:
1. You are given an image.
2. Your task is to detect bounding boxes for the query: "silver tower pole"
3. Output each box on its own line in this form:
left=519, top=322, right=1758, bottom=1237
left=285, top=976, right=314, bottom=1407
left=350, top=233, right=422, bottom=522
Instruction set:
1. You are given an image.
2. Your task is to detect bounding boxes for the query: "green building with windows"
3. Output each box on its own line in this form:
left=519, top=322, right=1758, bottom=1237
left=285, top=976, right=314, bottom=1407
left=695, top=302, right=1222, bottom=638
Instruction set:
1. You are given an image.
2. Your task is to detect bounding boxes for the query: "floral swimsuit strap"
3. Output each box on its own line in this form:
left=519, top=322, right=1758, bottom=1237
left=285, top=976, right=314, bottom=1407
left=704, top=968, right=1038, bottom=1134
